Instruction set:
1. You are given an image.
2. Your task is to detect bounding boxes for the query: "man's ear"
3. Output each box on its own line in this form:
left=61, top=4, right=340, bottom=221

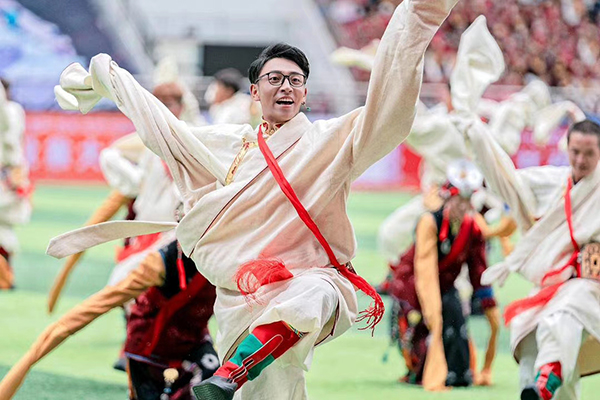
left=250, top=84, right=260, bottom=102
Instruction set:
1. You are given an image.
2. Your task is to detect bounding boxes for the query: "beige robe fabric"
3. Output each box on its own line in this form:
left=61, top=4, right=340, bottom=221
left=99, top=141, right=181, bottom=286
left=98, top=133, right=145, bottom=198
left=50, top=2, right=458, bottom=395
left=458, top=116, right=600, bottom=378
left=49, top=132, right=179, bottom=309
left=0, top=84, right=31, bottom=253
left=377, top=16, right=505, bottom=263
left=209, top=92, right=254, bottom=126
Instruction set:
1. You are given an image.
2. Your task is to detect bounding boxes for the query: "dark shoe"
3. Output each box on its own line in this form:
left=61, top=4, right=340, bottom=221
left=192, top=375, right=237, bottom=400
left=112, top=357, right=127, bottom=372
left=521, top=384, right=542, bottom=400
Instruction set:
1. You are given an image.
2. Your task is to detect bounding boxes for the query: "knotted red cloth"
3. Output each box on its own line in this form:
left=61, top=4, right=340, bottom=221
left=235, top=125, right=384, bottom=333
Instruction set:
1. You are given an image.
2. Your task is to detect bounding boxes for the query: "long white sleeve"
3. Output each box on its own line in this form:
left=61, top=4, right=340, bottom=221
left=349, top=0, right=459, bottom=179
left=55, top=56, right=228, bottom=203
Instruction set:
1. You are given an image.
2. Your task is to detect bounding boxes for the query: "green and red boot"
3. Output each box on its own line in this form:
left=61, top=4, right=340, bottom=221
left=521, top=362, right=562, bottom=400
left=192, top=321, right=302, bottom=400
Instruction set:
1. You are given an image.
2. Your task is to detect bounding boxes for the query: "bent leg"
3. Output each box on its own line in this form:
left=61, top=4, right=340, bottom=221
left=522, top=312, right=584, bottom=400
left=535, top=312, right=584, bottom=383
left=194, top=274, right=340, bottom=399
left=518, top=331, right=539, bottom=390
left=234, top=358, right=308, bottom=400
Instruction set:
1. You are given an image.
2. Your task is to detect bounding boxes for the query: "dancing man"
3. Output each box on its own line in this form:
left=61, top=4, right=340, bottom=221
left=458, top=113, right=600, bottom=400
left=50, top=0, right=459, bottom=398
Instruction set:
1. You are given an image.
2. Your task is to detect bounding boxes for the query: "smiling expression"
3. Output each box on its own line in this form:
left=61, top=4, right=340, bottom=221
left=568, top=131, right=600, bottom=183
left=250, top=58, right=307, bottom=125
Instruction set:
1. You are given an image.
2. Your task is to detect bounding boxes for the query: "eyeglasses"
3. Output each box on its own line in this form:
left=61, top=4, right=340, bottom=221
left=255, top=71, right=306, bottom=88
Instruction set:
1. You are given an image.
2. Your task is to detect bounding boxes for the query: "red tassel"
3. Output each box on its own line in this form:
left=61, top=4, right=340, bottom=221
left=336, top=264, right=385, bottom=335
left=235, top=258, right=293, bottom=301
left=176, top=258, right=187, bottom=291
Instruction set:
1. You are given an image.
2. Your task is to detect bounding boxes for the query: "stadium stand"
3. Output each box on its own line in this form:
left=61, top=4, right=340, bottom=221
left=318, top=0, right=600, bottom=90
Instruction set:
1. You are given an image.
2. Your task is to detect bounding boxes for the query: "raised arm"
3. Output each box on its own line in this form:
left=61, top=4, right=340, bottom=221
left=350, top=0, right=458, bottom=178
left=55, top=55, right=228, bottom=199
left=458, top=118, right=538, bottom=231
left=99, top=134, right=145, bottom=198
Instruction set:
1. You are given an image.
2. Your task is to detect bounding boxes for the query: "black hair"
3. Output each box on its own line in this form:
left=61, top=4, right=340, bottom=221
left=567, top=119, right=600, bottom=147
left=0, top=78, right=9, bottom=91
left=214, top=68, right=242, bottom=93
left=248, top=43, right=310, bottom=84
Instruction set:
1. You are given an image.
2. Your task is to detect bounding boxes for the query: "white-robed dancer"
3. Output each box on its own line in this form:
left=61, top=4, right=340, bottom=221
left=46, top=56, right=213, bottom=312
left=0, top=79, right=32, bottom=290
left=48, top=0, right=459, bottom=398
left=455, top=106, right=600, bottom=400
left=46, top=80, right=192, bottom=313
left=205, top=68, right=259, bottom=126
left=333, top=19, right=583, bottom=265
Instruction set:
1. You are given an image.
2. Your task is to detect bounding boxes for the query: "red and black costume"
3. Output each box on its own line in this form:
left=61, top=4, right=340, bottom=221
left=126, top=240, right=218, bottom=400
left=389, top=207, right=496, bottom=388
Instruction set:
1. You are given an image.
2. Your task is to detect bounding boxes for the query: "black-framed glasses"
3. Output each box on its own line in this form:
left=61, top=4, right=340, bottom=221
left=255, top=71, right=306, bottom=88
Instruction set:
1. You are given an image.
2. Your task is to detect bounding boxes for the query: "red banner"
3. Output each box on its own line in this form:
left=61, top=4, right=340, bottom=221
left=25, top=111, right=569, bottom=188
left=26, top=112, right=134, bottom=182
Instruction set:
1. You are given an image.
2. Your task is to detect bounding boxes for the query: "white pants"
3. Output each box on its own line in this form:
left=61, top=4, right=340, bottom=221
left=234, top=358, right=309, bottom=400
left=519, top=311, right=586, bottom=400
left=233, top=273, right=342, bottom=400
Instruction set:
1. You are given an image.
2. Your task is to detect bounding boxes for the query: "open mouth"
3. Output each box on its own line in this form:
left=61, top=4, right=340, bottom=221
left=276, top=98, right=294, bottom=106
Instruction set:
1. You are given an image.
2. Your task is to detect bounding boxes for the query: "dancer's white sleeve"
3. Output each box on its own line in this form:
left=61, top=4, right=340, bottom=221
left=55, top=56, right=227, bottom=195
left=349, top=0, right=459, bottom=179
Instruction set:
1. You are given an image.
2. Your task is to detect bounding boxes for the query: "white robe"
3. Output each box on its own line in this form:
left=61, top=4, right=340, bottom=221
left=51, top=0, right=459, bottom=392
left=209, top=92, right=254, bottom=126
left=377, top=16, right=505, bottom=262
left=0, top=84, right=31, bottom=253
left=461, top=117, right=600, bottom=379
left=98, top=134, right=180, bottom=285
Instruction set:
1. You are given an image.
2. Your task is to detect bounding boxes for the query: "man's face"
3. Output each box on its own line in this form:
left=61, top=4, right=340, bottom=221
left=250, top=58, right=307, bottom=125
left=212, top=82, right=235, bottom=105
left=153, top=83, right=184, bottom=119
left=446, top=195, right=472, bottom=223
left=156, top=95, right=183, bottom=118
left=568, top=131, right=600, bottom=183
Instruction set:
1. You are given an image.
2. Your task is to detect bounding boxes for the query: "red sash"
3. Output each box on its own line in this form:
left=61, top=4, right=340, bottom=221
left=116, top=232, right=162, bottom=262
left=235, top=125, right=384, bottom=333
left=504, top=177, right=578, bottom=325
left=438, top=211, right=475, bottom=272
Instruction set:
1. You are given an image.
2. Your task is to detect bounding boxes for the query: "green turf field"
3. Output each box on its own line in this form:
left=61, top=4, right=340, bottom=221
left=1, top=185, right=599, bottom=399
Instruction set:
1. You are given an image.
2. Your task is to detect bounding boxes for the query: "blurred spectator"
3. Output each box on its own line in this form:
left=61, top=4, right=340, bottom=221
left=320, top=0, right=600, bottom=89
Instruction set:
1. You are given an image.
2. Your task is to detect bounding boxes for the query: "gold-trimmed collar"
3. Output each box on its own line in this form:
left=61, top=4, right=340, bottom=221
left=260, top=119, right=283, bottom=137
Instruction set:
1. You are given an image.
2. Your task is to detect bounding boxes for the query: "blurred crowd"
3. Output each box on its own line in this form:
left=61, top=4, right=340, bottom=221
left=319, top=0, right=600, bottom=89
